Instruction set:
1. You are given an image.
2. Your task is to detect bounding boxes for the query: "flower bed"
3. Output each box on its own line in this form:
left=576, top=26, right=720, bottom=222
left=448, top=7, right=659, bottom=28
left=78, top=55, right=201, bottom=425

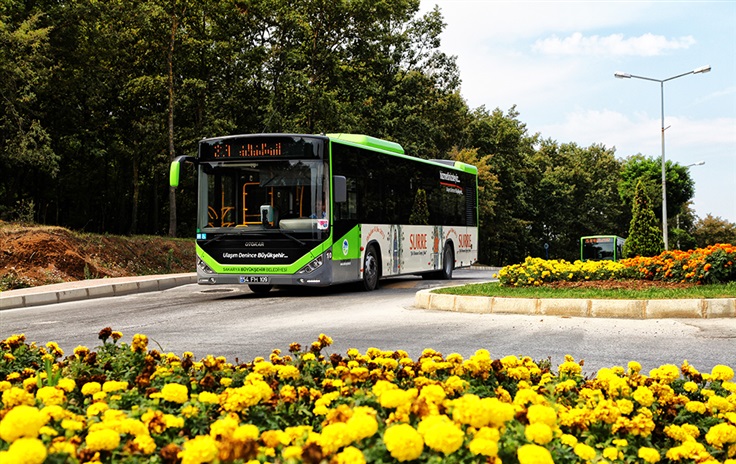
left=497, top=244, right=736, bottom=287
left=2, top=330, right=736, bottom=463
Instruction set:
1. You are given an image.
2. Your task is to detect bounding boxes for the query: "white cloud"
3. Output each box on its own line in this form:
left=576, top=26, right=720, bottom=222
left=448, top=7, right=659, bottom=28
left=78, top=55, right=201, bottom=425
left=533, top=33, right=696, bottom=56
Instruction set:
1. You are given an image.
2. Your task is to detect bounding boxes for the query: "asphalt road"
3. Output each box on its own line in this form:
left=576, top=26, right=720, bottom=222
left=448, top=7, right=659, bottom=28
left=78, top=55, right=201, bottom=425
left=1, top=269, right=733, bottom=375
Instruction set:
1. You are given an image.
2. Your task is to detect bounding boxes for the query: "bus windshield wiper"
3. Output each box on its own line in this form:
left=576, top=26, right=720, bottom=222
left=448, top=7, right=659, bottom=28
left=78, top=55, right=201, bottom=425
left=275, top=229, right=306, bottom=246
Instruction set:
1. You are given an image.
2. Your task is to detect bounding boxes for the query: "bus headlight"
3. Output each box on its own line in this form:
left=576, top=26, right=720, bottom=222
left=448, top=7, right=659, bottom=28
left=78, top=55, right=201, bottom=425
left=298, top=255, right=323, bottom=274
left=197, top=257, right=216, bottom=274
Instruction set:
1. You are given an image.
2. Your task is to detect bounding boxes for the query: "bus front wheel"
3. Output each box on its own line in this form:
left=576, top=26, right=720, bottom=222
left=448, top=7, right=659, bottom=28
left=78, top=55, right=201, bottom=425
left=362, top=246, right=380, bottom=291
left=439, top=245, right=454, bottom=280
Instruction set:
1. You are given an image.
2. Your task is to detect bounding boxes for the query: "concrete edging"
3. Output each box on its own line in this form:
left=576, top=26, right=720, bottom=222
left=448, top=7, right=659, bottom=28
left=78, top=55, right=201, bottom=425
left=415, top=288, right=736, bottom=319
left=0, top=273, right=197, bottom=311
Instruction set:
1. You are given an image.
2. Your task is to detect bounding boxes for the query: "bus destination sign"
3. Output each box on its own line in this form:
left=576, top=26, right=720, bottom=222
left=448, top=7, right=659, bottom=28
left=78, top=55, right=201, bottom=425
left=584, top=237, right=613, bottom=244
left=199, top=136, right=323, bottom=161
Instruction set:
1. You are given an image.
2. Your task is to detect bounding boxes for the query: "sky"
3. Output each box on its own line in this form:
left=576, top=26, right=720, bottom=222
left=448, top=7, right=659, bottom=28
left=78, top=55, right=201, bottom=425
left=418, top=0, right=736, bottom=224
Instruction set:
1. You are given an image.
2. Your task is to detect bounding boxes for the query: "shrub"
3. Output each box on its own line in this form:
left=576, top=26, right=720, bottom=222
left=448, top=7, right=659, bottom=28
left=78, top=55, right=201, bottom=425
left=2, top=331, right=736, bottom=463
left=497, top=244, right=736, bottom=286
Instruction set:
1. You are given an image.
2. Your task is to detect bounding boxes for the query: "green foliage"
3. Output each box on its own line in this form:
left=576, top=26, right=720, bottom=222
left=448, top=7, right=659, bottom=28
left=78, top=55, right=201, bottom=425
left=531, top=140, right=625, bottom=261
left=693, top=214, right=736, bottom=247
left=618, top=154, right=695, bottom=229
left=623, top=180, right=664, bottom=258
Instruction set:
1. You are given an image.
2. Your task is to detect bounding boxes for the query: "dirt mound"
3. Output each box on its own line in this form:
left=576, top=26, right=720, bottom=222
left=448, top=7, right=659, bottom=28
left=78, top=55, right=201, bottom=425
left=0, top=222, right=195, bottom=290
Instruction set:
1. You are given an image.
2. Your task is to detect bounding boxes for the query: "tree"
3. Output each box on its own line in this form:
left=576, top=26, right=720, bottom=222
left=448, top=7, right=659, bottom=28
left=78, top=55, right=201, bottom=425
left=0, top=10, right=58, bottom=221
left=623, top=180, right=664, bottom=258
left=619, top=155, right=695, bottom=235
left=449, top=147, right=499, bottom=264
left=693, top=215, right=736, bottom=247
left=462, top=106, right=537, bottom=265
left=530, top=140, right=625, bottom=261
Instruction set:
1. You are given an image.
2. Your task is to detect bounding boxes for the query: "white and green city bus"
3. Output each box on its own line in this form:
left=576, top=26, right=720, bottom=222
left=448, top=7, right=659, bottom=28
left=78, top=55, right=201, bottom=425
left=580, top=235, right=626, bottom=262
left=170, top=133, right=478, bottom=293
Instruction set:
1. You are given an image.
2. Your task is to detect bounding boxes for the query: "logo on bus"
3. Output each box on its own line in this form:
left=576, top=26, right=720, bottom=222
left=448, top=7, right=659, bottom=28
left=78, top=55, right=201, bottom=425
left=342, top=239, right=349, bottom=256
left=458, top=234, right=472, bottom=250
left=409, top=233, right=427, bottom=250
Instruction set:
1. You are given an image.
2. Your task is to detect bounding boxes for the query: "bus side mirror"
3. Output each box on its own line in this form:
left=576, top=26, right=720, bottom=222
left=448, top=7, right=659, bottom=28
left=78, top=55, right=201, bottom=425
left=169, top=156, right=197, bottom=187
left=333, top=176, right=347, bottom=203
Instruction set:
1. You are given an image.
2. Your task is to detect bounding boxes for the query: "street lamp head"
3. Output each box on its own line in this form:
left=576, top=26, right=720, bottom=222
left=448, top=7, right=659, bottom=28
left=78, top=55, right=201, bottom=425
left=614, top=71, right=631, bottom=79
left=693, top=65, right=711, bottom=74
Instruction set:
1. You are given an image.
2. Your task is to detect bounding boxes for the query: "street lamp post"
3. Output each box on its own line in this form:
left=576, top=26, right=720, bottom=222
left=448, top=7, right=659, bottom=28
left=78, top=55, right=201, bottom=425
left=614, top=65, right=711, bottom=250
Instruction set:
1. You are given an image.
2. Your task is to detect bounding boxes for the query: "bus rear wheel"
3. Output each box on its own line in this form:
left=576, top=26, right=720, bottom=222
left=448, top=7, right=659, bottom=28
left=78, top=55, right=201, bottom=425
left=248, top=284, right=272, bottom=294
left=362, top=246, right=380, bottom=291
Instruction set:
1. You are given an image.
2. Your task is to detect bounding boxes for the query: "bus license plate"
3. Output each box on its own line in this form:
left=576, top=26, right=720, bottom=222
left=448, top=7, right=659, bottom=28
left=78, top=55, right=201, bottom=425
left=239, top=276, right=270, bottom=284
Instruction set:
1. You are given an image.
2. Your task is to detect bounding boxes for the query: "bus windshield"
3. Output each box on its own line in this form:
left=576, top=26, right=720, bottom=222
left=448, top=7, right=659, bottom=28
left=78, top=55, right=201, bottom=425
left=197, top=159, right=327, bottom=234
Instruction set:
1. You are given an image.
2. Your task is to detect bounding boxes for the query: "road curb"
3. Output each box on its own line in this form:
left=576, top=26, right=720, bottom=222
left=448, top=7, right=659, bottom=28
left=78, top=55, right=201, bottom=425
left=0, top=273, right=197, bottom=311
left=415, top=288, right=736, bottom=319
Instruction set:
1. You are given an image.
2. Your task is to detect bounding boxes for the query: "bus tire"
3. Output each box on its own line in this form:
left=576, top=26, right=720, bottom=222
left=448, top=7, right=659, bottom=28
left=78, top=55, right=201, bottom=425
left=248, top=284, right=272, bottom=294
left=362, top=245, right=380, bottom=291
left=439, top=244, right=454, bottom=280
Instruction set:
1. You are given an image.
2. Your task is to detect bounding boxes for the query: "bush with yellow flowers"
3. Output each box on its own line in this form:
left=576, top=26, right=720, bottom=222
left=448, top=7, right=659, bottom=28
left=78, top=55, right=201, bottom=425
left=497, top=244, right=736, bottom=287
left=2, top=329, right=736, bottom=463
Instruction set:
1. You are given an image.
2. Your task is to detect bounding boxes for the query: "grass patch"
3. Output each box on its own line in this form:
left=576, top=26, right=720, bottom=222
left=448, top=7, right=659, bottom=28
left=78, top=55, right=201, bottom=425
left=433, top=281, right=736, bottom=299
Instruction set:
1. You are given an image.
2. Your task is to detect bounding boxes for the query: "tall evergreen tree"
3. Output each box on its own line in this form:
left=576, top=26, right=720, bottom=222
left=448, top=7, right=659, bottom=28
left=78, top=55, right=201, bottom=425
left=623, top=180, right=664, bottom=258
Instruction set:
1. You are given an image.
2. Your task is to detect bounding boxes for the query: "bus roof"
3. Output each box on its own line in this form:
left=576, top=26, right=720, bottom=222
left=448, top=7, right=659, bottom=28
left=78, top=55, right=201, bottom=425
left=327, top=133, right=478, bottom=175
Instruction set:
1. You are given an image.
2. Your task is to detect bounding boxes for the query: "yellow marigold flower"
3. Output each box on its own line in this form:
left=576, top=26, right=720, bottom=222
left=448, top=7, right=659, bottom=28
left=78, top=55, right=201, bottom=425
left=559, top=360, right=582, bottom=376
left=419, top=384, right=446, bottom=404
left=0, top=405, right=47, bottom=442
left=81, top=382, right=101, bottom=396
left=48, top=439, right=77, bottom=457
left=131, top=334, right=148, bottom=353
left=683, top=381, right=699, bottom=393
left=517, top=444, right=554, bottom=464
left=686, top=401, right=706, bottom=414
left=85, top=428, right=121, bottom=452
left=178, top=435, right=219, bottom=464
left=319, top=422, right=352, bottom=455
left=219, top=377, right=232, bottom=387
left=86, top=402, right=109, bottom=417
left=665, top=440, right=710, bottom=461
left=210, top=415, right=239, bottom=439
left=197, top=391, right=219, bottom=404
left=102, top=380, right=127, bottom=393
left=56, top=378, right=76, bottom=393
left=111, top=331, right=123, bottom=341
left=133, top=434, right=157, bottom=454
left=638, top=446, right=661, bottom=463
left=261, top=429, right=290, bottom=448
left=380, top=388, right=417, bottom=409
left=628, top=361, right=642, bottom=373
left=712, top=365, right=736, bottom=382
left=633, top=386, right=655, bottom=407
left=649, top=364, right=679, bottom=384
left=525, top=422, right=553, bottom=445
left=277, top=365, right=300, bottom=381
left=418, top=414, right=464, bottom=455
left=346, top=408, right=378, bottom=442
left=281, top=445, right=303, bottom=459
left=469, top=434, right=498, bottom=457
left=73, top=345, right=89, bottom=357
left=233, top=424, right=260, bottom=442
left=527, top=404, right=557, bottom=427
left=3, top=437, right=47, bottom=464
left=45, top=341, right=64, bottom=358
left=706, top=422, right=736, bottom=448
left=36, top=386, right=65, bottom=406
left=61, top=418, right=85, bottom=431
left=160, top=383, right=189, bottom=404
left=574, top=443, right=597, bottom=461
left=383, top=424, right=423, bottom=462
left=707, top=395, right=733, bottom=413
left=603, top=447, right=620, bottom=460
left=333, top=446, right=365, bottom=464
left=560, top=434, right=578, bottom=447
